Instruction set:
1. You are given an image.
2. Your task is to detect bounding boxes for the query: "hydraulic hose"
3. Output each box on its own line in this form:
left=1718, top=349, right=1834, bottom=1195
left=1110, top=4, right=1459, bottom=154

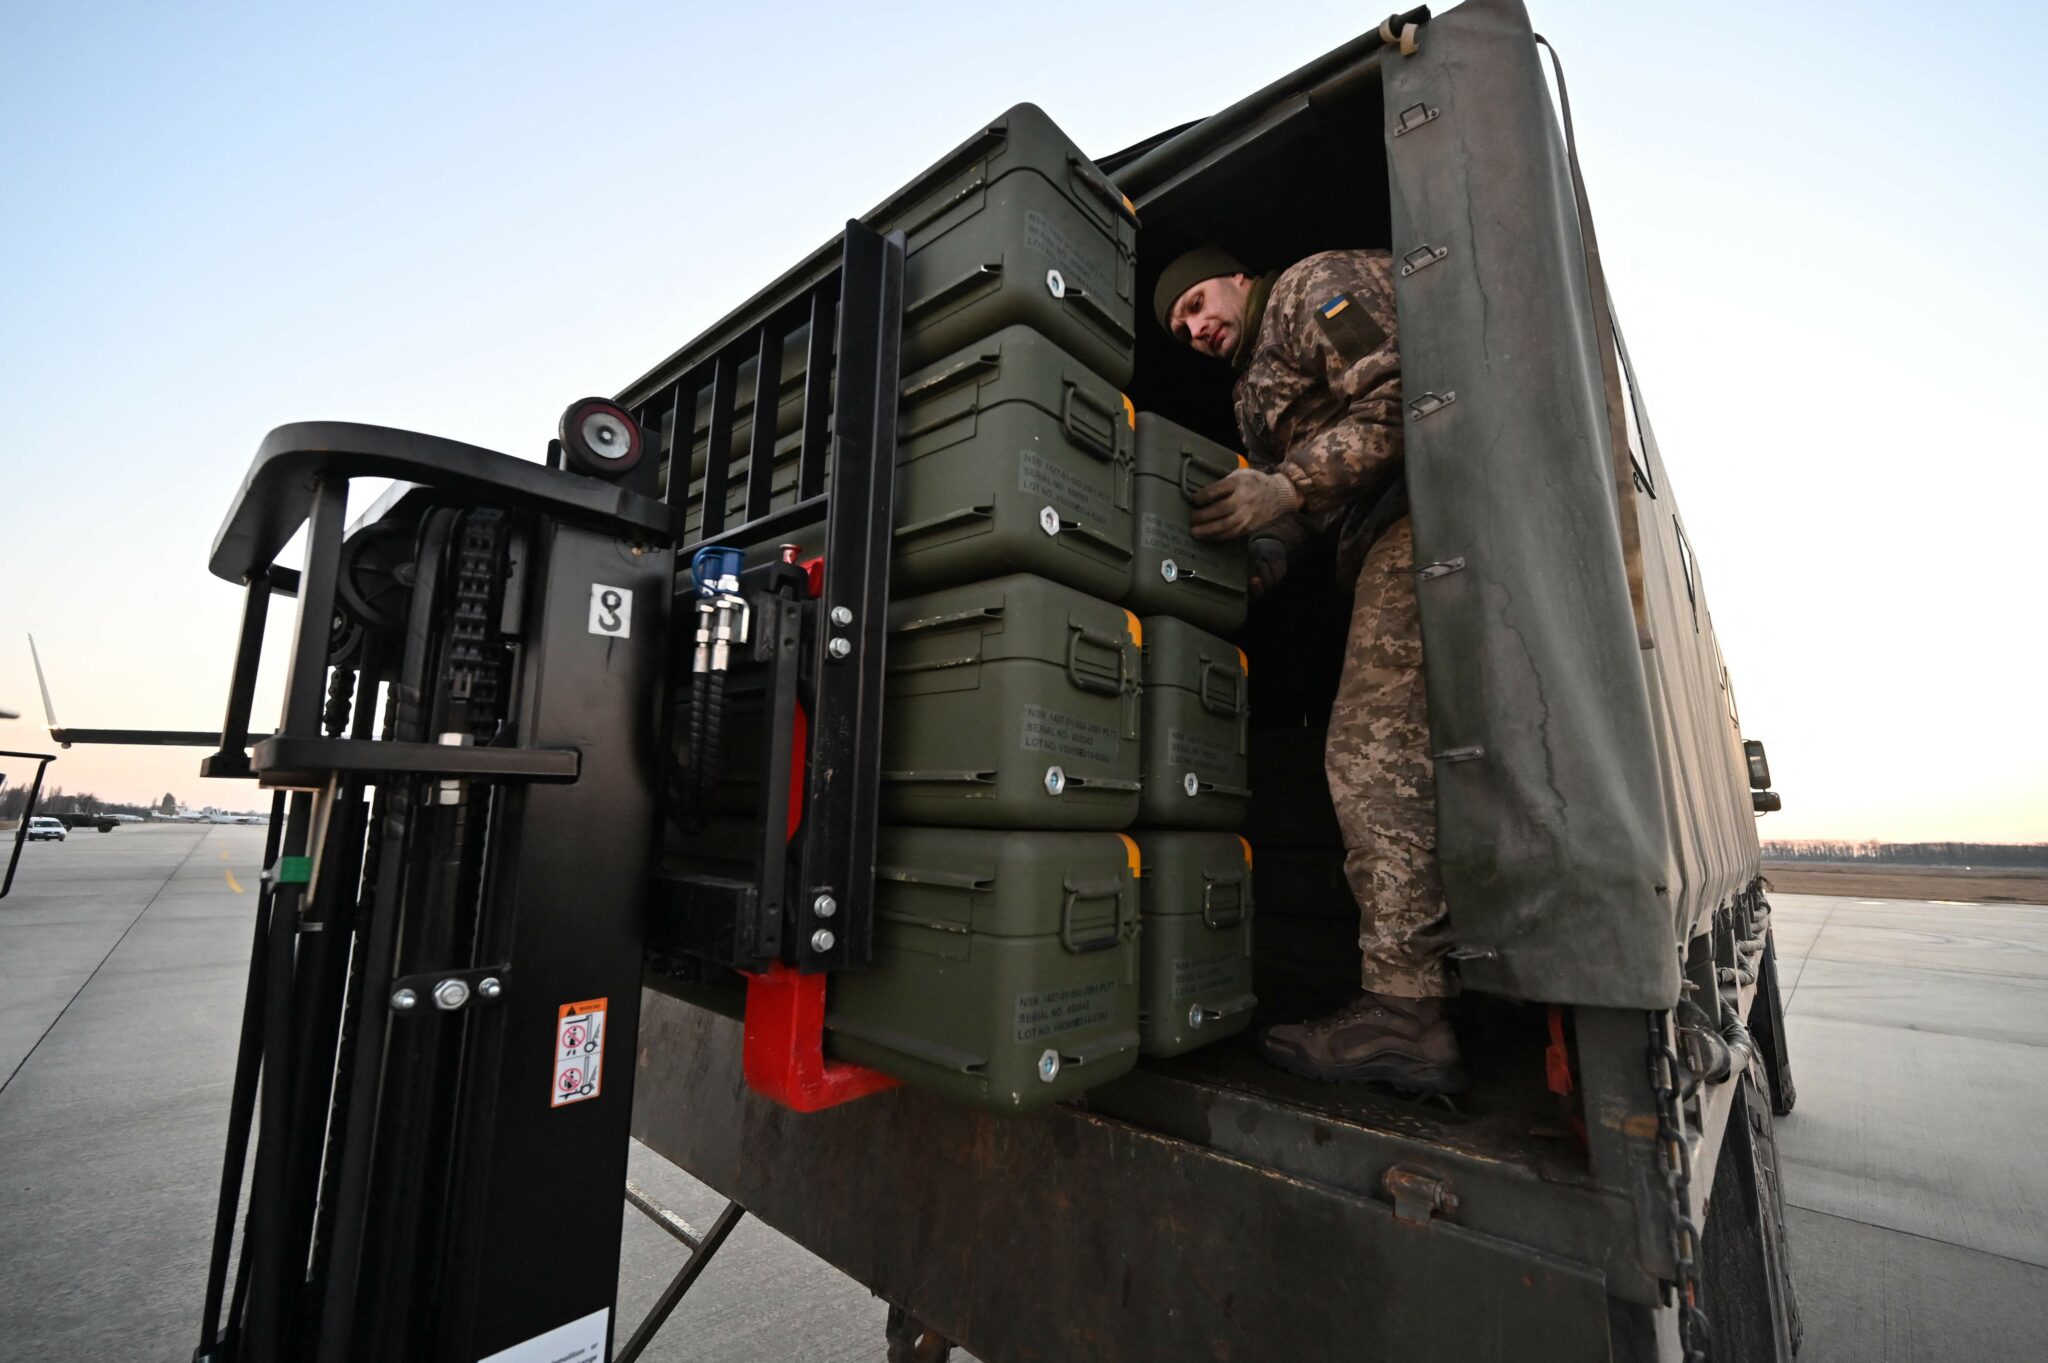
left=694, top=671, right=729, bottom=815
left=672, top=547, right=746, bottom=831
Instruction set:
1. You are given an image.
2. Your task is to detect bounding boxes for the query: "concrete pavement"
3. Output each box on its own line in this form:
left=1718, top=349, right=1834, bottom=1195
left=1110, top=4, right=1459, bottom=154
left=1770, top=891, right=2048, bottom=1360
left=1, top=823, right=2042, bottom=1360
left=0, top=824, right=908, bottom=1363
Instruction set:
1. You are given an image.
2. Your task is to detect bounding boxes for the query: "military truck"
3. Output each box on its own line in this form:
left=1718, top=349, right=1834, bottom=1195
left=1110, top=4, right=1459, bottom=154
left=622, top=2, right=1800, bottom=1359
left=163, top=2, right=1797, bottom=1360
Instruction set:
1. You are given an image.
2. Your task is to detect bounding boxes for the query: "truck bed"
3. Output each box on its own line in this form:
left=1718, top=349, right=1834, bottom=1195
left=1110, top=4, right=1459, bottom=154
left=631, top=990, right=1628, bottom=1363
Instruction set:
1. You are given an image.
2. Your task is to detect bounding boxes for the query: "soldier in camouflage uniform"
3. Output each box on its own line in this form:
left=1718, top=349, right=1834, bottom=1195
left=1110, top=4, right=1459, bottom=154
left=1158, top=245, right=1465, bottom=1094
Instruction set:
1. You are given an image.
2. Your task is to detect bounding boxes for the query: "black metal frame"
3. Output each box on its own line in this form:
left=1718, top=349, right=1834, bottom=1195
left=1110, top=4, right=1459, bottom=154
left=199, top=573, right=277, bottom=778
left=644, top=220, right=905, bottom=976
left=188, top=423, right=675, bottom=1363
left=614, top=1187, right=747, bottom=1363
left=796, top=223, right=903, bottom=973
left=171, top=216, right=902, bottom=1363
left=0, top=748, right=56, bottom=899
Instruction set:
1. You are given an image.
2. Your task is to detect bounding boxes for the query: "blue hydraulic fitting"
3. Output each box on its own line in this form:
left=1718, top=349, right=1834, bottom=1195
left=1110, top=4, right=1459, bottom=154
left=691, top=545, right=743, bottom=599
left=690, top=546, right=748, bottom=673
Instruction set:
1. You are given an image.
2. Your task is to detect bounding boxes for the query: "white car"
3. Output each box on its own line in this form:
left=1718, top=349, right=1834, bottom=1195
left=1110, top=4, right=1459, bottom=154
left=26, top=816, right=66, bottom=842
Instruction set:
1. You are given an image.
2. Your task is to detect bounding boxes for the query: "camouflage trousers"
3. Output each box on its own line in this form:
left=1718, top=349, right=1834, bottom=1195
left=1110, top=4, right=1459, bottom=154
left=1324, top=517, right=1457, bottom=999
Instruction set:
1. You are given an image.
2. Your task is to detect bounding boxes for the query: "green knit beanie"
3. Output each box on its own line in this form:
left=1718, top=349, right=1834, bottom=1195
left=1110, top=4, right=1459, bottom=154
left=1152, top=246, right=1247, bottom=333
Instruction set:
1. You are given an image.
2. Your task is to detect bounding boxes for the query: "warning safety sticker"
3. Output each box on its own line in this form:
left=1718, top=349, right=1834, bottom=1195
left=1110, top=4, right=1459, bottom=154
left=551, top=998, right=607, bottom=1109
left=478, top=1305, right=609, bottom=1363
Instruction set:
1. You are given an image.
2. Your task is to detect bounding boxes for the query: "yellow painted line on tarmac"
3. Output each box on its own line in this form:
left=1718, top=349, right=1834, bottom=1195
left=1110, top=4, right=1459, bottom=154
left=225, top=870, right=246, bottom=894
left=220, top=847, right=230, bottom=860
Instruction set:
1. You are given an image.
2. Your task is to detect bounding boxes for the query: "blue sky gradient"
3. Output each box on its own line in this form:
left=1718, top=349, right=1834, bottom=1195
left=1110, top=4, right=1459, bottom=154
left=3, top=1, right=2043, bottom=839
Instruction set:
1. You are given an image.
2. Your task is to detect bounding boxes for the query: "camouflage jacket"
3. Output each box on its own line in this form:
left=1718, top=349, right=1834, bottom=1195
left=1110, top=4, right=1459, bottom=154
left=1231, top=249, right=1404, bottom=582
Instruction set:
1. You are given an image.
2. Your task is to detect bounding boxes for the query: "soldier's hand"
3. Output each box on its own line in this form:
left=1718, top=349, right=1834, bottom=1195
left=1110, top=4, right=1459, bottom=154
left=1248, top=537, right=1288, bottom=598
left=1189, top=468, right=1302, bottom=540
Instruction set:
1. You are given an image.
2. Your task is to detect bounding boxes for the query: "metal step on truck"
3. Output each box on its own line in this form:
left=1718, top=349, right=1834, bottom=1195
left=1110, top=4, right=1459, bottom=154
left=126, top=2, right=1800, bottom=1360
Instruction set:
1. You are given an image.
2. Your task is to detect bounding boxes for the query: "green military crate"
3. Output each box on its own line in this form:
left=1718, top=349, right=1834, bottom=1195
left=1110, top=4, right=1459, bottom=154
left=1125, top=414, right=1250, bottom=633
left=1132, top=831, right=1257, bottom=1055
left=892, top=102, right=1138, bottom=383
left=884, top=575, right=1143, bottom=829
left=663, top=101, right=1141, bottom=510
left=678, top=327, right=1139, bottom=596
left=826, top=826, right=1142, bottom=1111
left=1136, top=615, right=1251, bottom=829
left=894, top=325, right=1135, bottom=599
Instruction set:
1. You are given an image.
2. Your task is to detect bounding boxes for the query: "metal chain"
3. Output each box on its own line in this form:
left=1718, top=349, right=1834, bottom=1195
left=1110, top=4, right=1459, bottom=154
left=323, top=666, right=357, bottom=737
left=1648, top=1008, right=1712, bottom=1361
left=446, top=511, right=508, bottom=740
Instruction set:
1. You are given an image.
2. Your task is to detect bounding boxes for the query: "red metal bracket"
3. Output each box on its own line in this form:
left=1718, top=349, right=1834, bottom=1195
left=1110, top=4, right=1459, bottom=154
left=737, top=551, right=899, bottom=1113
left=1545, top=1004, right=1587, bottom=1146
left=1544, top=1004, right=1574, bottom=1097
left=741, top=965, right=900, bottom=1111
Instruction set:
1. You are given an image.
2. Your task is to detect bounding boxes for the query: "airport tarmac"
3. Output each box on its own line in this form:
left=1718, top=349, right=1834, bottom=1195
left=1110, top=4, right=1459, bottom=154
left=0, top=822, right=2041, bottom=1361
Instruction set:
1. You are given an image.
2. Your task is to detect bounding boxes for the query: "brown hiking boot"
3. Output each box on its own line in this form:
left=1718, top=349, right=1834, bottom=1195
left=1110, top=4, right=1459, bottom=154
left=1260, top=991, right=1469, bottom=1094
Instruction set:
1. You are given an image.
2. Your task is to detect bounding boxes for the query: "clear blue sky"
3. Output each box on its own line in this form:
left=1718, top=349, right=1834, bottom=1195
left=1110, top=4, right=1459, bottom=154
left=2, top=0, right=2043, bottom=840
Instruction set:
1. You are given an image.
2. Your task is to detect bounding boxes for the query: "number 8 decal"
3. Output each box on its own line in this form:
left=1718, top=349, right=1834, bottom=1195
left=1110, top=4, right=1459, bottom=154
left=587, top=584, right=633, bottom=638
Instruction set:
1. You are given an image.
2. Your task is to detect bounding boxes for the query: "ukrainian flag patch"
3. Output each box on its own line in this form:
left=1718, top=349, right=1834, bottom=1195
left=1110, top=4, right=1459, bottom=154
left=1312, top=292, right=1387, bottom=360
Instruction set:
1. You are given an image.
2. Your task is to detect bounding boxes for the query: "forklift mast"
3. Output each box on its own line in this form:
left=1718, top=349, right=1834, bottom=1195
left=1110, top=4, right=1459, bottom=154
left=188, top=222, right=904, bottom=1363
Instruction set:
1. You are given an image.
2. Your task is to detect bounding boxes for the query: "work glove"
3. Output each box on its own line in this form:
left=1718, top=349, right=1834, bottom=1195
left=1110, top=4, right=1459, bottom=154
left=1248, top=537, right=1289, bottom=598
left=1189, top=467, right=1302, bottom=541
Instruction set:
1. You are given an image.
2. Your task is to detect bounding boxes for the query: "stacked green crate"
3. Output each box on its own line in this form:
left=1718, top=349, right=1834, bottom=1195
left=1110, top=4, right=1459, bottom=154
left=834, top=827, right=1143, bottom=1110
left=1126, top=416, right=1259, bottom=1056
left=669, top=106, right=1260, bottom=1100
left=811, top=106, right=1148, bottom=1111
left=674, top=102, right=1139, bottom=546
left=1131, top=832, right=1258, bottom=1054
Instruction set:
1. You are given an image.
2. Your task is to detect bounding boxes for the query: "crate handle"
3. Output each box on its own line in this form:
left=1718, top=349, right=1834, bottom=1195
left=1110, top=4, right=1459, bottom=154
left=1157, top=562, right=1248, bottom=605
left=1065, top=621, right=1130, bottom=696
left=1066, top=153, right=1140, bottom=227
left=1060, top=282, right=1136, bottom=347
left=1177, top=450, right=1238, bottom=501
left=886, top=604, right=998, bottom=674
left=1061, top=876, right=1129, bottom=954
left=900, top=351, right=1002, bottom=406
left=1055, top=1029, right=1139, bottom=1068
left=1198, top=657, right=1247, bottom=717
left=895, top=168, right=993, bottom=242
left=876, top=862, right=995, bottom=891
left=1058, top=774, right=1141, bottom=793
left=1179, top=775, right=1253, bottom=800
left=1054, top=518, right=1134, bottom=564
left=892, top=505, right=995, bottom=545
left=1202, top=870, right=1249, bottom=929
left=878, top=770, right=997, bottom=790
left=904, top=262, right=1003, bottom=324
left=1060, top=380, right=1120, bottom=462
left=892, top=603, right=1003, bottom=635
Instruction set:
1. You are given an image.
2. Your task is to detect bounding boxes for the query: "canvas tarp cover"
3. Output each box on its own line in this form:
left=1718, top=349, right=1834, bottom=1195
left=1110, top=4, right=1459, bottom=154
left=1616, top=317, right=1764, bottom=950
left=1383, top=0, right=1682, bottom=1008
